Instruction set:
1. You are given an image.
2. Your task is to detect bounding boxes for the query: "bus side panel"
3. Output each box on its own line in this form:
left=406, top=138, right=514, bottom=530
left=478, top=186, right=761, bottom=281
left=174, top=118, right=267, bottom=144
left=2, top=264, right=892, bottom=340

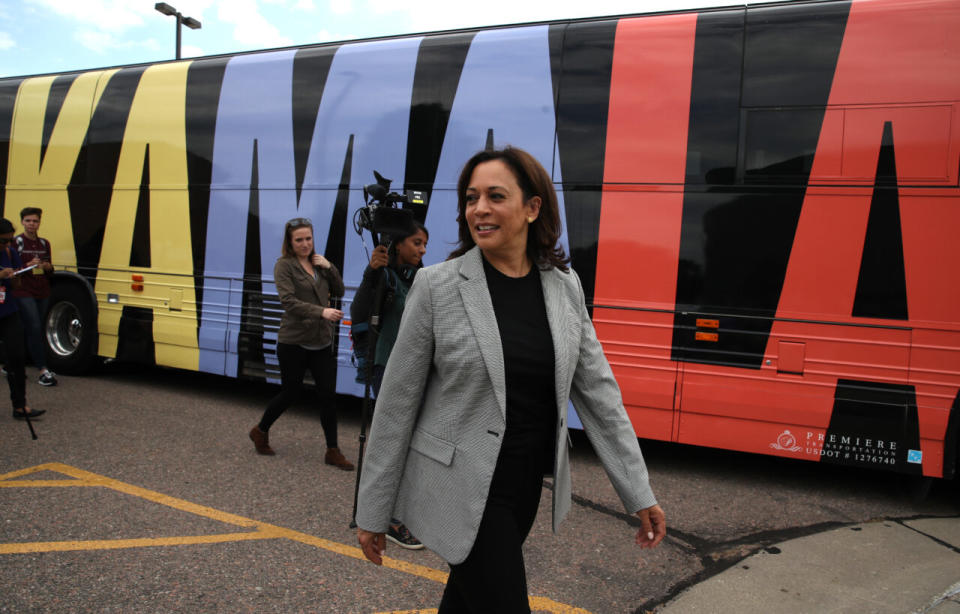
left=300, top=36, right=425, bottom=395
left=184, top=57, right=229, bottom=366
left=201, top=49, right=305, bottom=379
left=424, top=25, right=563, bottom=266
left=673, top=2, right=853, bottom=460
left=6, top=72, right=105, bottom=271
left=93, top=61, right=199, bottom=371
left=761, top=0, right=960, bottom=477
left=592, top=13, right=699, bottom=440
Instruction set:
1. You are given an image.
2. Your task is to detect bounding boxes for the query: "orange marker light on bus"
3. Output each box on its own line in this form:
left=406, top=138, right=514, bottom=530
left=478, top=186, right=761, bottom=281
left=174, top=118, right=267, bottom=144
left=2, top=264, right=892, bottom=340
left=131, top=274, right=144, bottom=292
left=695, top=332, right=719, bottom=342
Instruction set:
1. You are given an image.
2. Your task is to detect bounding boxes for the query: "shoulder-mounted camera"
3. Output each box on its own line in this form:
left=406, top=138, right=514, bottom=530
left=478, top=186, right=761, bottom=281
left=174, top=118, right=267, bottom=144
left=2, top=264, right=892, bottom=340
left=355, top=170, right=427, bottom=246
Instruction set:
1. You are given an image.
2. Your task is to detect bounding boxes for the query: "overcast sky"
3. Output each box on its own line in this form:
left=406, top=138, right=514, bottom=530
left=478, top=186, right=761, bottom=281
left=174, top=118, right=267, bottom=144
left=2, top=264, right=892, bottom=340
left=0, top=0, right=783, bottom=79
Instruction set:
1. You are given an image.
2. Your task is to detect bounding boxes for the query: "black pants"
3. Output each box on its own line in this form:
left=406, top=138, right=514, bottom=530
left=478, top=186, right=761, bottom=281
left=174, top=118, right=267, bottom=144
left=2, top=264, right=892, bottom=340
left=438, top=433, right=549, bottom=614
left=0, top=311, right=27, bottom=410
left=258, top=343, right=339, bottom=448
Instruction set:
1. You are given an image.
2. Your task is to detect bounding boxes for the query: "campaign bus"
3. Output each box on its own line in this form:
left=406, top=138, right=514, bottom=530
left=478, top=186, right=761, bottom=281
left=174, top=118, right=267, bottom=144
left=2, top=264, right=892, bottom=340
left=1, top=0, right=957, bottom=480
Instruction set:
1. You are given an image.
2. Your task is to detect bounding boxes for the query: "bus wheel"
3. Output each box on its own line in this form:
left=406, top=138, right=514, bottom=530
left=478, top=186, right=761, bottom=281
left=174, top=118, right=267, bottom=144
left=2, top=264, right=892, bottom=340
left=45, top=283, right=97, bottom=374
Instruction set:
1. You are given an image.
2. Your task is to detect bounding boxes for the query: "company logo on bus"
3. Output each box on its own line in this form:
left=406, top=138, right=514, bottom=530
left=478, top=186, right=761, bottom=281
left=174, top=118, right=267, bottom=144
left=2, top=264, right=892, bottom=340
left=770, top=430, right=903, bottom=466
left=770, top=430, right=801, bottom=452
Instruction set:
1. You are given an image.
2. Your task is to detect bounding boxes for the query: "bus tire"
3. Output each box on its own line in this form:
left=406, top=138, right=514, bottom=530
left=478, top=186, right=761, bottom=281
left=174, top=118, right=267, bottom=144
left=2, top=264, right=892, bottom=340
left=45, top=283, right=98, bottom=375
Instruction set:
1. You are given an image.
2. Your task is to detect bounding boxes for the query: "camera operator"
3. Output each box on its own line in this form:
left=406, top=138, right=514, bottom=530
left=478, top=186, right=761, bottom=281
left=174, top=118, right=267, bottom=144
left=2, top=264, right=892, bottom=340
left=350, top=220, right=428, bottom=549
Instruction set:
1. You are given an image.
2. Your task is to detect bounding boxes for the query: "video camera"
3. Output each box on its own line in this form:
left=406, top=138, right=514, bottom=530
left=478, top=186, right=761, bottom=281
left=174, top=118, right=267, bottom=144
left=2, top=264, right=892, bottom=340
left=355, top=170, right=427, bottom=246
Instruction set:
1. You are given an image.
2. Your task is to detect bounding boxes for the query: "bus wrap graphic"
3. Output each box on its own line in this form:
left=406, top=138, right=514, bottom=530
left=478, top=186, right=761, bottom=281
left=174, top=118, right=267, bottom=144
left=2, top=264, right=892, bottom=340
left=0, top=0, right=958, bottom=479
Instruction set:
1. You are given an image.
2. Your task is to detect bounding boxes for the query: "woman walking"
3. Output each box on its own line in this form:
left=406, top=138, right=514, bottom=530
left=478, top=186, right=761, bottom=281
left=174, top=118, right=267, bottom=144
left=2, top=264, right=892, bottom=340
left=356, top=148, right=665, bottom=612
left=248, top=217, right=353, bottom=470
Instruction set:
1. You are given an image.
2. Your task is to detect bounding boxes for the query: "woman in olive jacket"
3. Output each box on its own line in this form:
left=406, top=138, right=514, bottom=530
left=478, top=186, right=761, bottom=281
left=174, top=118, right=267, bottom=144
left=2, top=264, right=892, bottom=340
left=248, top=217, right=353, bottom=469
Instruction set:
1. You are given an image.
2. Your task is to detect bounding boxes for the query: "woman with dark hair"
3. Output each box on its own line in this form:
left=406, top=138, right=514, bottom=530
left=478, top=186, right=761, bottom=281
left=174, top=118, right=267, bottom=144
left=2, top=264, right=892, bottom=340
left=350, top=220, right=429, bottom=550
left=351, top=220, right=429, bottom=392
left=356, top=147, right=665, bottom=612
left=0, top=218, right=44, bottom=421
left=248, top=217, right=353, bottom=470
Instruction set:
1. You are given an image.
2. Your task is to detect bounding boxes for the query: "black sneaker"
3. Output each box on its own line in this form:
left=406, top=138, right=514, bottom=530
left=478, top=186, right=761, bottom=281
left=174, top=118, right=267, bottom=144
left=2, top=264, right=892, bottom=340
left=38, top=371, right=57, bottom=386
left=13, top=408, right=45, bottom=420
left=386, top=523, right=424, bottom=550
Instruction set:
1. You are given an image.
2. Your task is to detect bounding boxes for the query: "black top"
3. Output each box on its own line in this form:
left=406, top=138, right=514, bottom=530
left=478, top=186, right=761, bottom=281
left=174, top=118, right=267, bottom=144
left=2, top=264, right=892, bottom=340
left=483, top=256, right=557, bottom=466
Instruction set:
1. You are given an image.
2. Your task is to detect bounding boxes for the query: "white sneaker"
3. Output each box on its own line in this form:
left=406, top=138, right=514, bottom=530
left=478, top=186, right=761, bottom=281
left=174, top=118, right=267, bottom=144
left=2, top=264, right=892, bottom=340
left=38, top=371, right=57, bottom=386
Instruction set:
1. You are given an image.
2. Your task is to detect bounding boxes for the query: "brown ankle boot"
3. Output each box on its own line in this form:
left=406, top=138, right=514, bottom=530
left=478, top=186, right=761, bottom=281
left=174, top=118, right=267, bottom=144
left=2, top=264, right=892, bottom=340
left=325, top=447, right=354, bottom=471
left=249, top=426, right=275, bottom=455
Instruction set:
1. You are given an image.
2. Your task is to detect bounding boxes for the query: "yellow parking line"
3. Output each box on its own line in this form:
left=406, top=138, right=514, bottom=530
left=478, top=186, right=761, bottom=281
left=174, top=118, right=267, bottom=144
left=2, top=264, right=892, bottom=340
left=269, top=523, right=449, bottom=584
left=0, top=465, right=63, bottom=480
left=1, top=463, right=591, bottom=612
left=528, top=597, right=593, bottom=613
left=0, top=529, right=278, bottom=554
left=0, top=479, right=97, bottom=487
left=1, top=463, right=448, bottom=584
left=31, top=463, right=261, bottom=528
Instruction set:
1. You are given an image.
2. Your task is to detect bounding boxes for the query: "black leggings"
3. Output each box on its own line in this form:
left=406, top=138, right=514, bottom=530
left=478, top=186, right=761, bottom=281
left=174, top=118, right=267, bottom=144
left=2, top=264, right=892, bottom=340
left=258, top=343, right=339, bottom=448
left=438, top=434, right=549, bottom=614
left=0, top=311, right=26, bottom=410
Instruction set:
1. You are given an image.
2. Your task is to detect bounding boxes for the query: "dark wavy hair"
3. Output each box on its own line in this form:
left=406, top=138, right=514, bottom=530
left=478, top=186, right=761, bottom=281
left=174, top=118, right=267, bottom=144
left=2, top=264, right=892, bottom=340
left=387, top=220, right=429, bottom=268
left=281, top=217, right=314, bottom=259
left=448, top=147, right=568, bottom=272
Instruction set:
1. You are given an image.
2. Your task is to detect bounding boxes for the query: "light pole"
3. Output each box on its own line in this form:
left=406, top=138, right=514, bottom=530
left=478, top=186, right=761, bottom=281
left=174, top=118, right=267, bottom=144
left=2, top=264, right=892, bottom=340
left=154, top=2, right=201, bottom=60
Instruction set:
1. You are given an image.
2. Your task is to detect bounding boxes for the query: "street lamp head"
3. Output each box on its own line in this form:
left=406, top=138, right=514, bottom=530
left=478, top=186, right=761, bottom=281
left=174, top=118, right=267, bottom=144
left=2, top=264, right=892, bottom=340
left=183, top=16, right=202, bottom=30
left=154, top=2, right=177, bottom=17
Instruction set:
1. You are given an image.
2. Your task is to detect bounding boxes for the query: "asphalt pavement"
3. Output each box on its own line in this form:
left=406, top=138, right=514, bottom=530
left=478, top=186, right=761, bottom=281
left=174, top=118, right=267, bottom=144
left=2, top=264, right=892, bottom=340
left=656, top=516, right=960, bottom=613
left=2, top=364, right=959, bottom=613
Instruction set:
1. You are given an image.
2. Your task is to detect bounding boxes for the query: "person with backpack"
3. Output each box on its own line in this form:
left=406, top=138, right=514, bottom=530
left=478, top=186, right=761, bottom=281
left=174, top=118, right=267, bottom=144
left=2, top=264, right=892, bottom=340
left=350, top=220, right=428, bottom=550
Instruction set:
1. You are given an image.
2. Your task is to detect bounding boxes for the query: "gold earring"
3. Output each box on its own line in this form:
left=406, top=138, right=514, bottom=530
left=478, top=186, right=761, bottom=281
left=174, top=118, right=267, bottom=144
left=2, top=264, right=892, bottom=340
left=527, top=217, right=535, bottom=223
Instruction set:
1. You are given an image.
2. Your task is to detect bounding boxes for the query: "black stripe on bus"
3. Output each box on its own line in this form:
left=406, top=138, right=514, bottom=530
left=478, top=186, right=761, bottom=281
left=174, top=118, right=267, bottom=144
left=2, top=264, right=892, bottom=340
left=684, top=8, right=744, bottom=187
left=238, top=139, right=265, bottom=376
left=944, top=391, right=959, bottom=480
left=403, top=31, right=475, bottom=202
left=293, top=46, right=337, bottom=203
left=0, top=79, right=22, bottom=217
left=70, top=66, right=145, bottom=277
left=40, top=74, right=79, bottom=168
left=852, top=121, right=909, bottom=320
left=327, top=134, right=354, bottom=274
left=116, top=305, right=156, bottom=365
left=185, top=57, right=228, bottom=321
left=673, top=3, right=849, bottom=367
left=130, top=144, right=151, bottom=267
left=552, top=19, right=618, bottom=308
left=824, top=379, right=921, bottom=474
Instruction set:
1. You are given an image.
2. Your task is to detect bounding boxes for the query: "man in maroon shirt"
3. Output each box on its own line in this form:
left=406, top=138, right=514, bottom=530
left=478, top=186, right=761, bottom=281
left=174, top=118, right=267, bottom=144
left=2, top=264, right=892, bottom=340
left=14, top=207, right=56, bottom=386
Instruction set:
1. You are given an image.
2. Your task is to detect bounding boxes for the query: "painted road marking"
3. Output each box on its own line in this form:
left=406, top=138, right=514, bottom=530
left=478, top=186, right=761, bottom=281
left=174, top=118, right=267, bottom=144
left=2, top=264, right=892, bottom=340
left=1, top=463, right=592, bottom=613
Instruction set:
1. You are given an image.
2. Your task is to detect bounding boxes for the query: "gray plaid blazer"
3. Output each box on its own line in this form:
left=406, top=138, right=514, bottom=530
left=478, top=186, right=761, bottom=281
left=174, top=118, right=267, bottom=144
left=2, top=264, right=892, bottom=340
left=356, top=246, right=657, bottom=564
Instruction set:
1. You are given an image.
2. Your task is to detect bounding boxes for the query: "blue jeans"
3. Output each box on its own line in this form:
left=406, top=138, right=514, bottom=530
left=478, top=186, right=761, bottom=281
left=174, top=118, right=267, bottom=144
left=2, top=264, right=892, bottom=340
left=16, top=296, right=49, bottom=370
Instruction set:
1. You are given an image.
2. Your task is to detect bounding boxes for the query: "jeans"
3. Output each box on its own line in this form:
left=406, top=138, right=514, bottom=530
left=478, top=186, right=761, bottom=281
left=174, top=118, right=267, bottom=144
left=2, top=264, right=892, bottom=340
left=16, top=296, right=49, bottom=369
